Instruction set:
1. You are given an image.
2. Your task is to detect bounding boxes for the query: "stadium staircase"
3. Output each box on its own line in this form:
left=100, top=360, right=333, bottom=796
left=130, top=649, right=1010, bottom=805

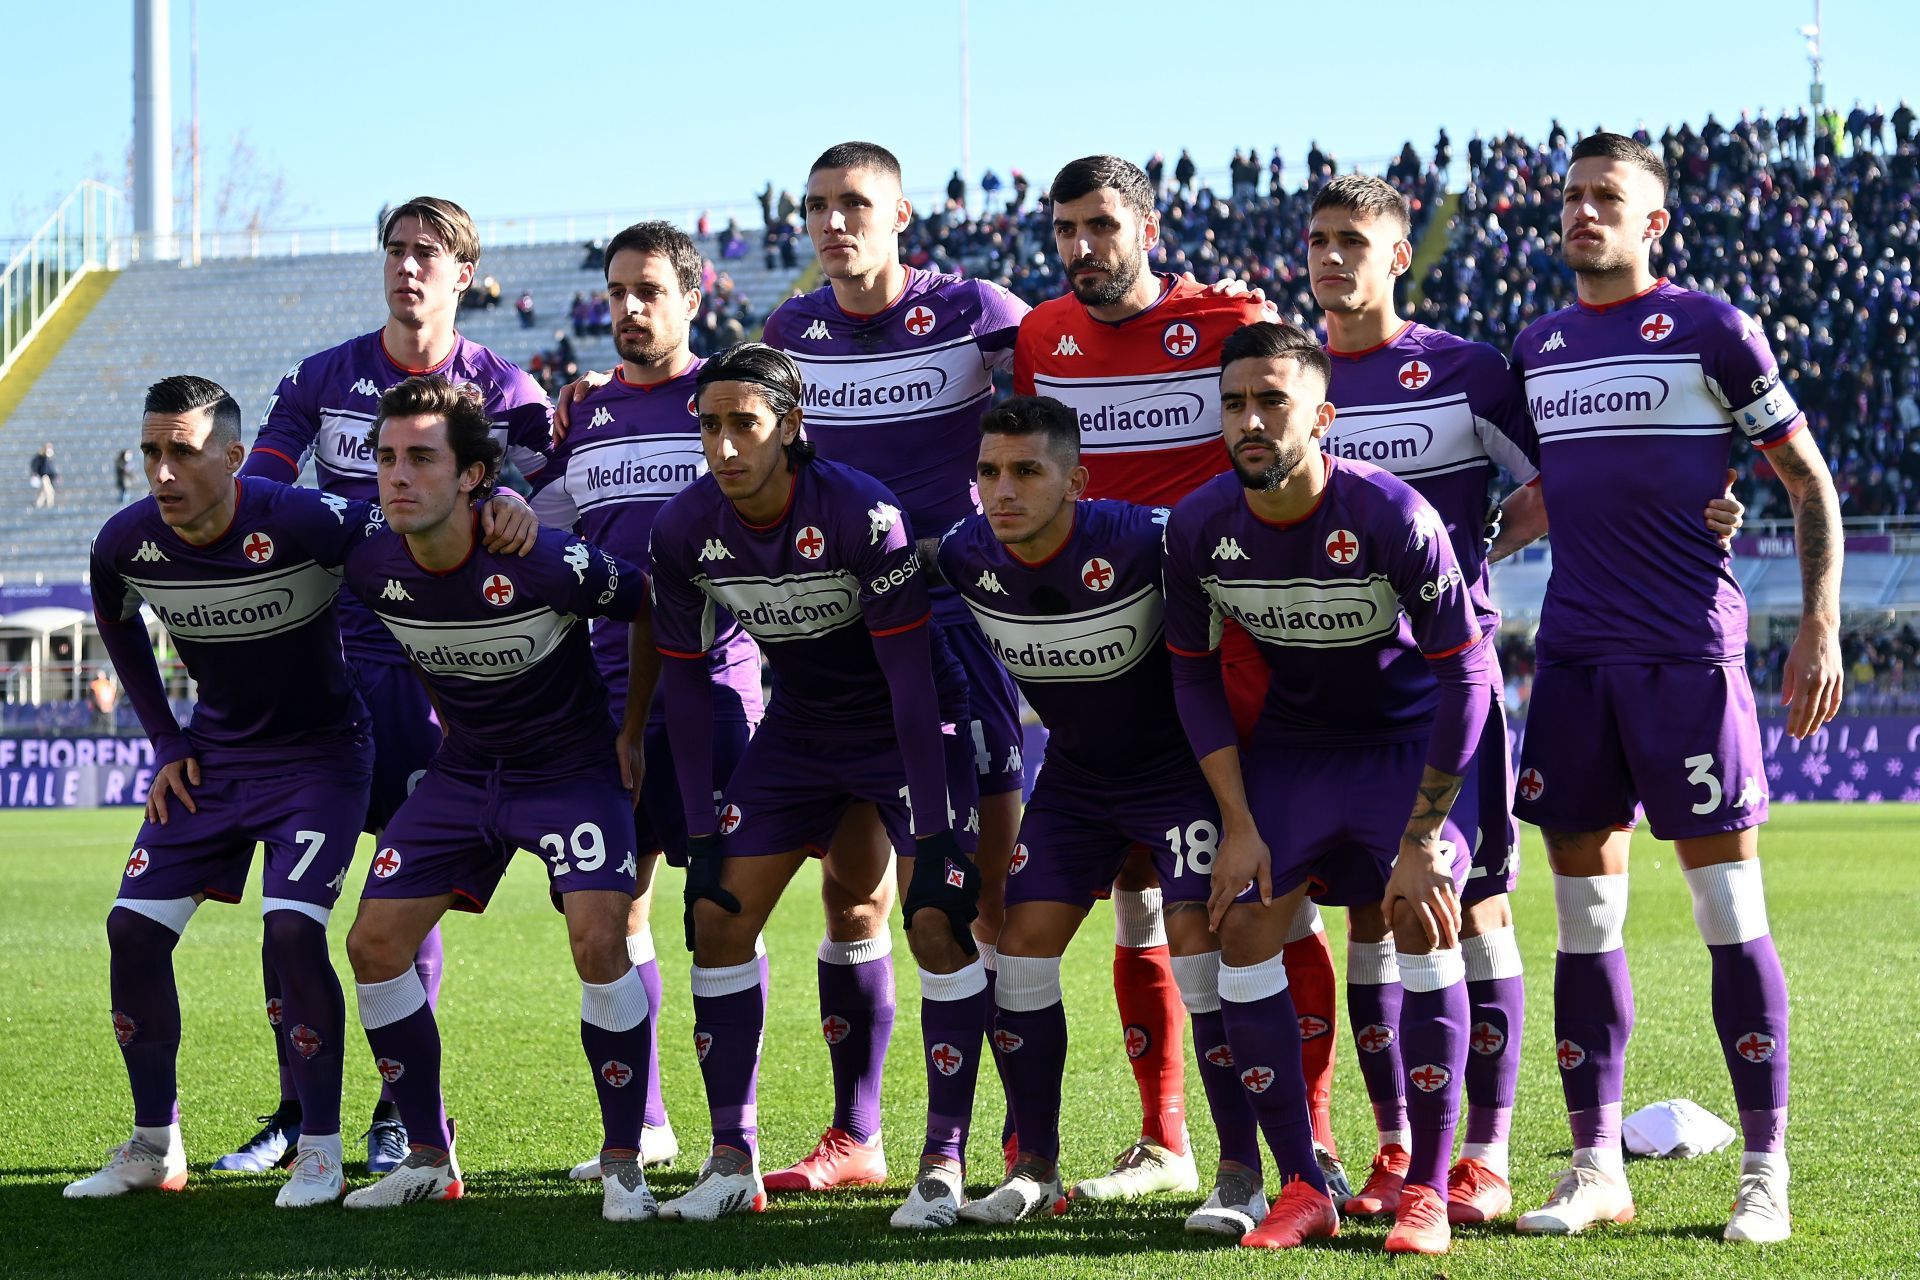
left=1404, top=191, right=1461, bottom=310
left=0, top=236, right=808, bottom=582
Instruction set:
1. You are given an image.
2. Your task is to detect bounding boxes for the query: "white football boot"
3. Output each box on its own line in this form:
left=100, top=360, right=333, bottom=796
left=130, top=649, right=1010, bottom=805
left=600, top=1154, right=659, bottom=1222
left=657, top=1146, right=764, bottom=1222
left=1185, top=1162, right=1269, bottom=1237
left=1515, top=1150, right=1635, bottom=1234
left=890, top=1161, right=966, bottom=1230
left=958, top=1154, right=1066, bottom=1224
left=1071, top=1134, right=1199, bottom=1200
left=276, top=1142, right=346, bottom=1208
left=64, top=1129, right=188, bottom=1199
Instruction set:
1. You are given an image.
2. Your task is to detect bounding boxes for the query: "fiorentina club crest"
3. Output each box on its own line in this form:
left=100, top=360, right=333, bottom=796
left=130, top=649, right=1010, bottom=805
left=1204, top=1043, right=1235, bottom=1068
left=930, top=1042, right=964, bottom=1075
left=694, top=1031, right=714, bottom=1062
left=992, top=1029, right=1025, bottom=1054
left=794, top=526, right=826, bottom=560
left=1556, top=1038, right=1587, bottom=1070
left=599, top=1059, right=634, bottom=1088
left=242, top=531, right=275, bottom=564
left=1162, top=321, right=1199, bottom=358
left=1124, top=1024, right=1150, bottom=1059
left=290, top=1025, right=323, bottom=1059
left=482, top=574, right=516, bottom=607
left=904, top=304, right=936, bottom=337
left=1008, top=844, right=1029, bottom=875
left=1324, top=529, right=1359, bottom=565
left=372, top=847, right=402, bottom=879
left=124, top=847, right=150, bottom=878
left=113, top=1011, right=137, bottom=1045
left=1297, top=1014, right=1331, bottom=1040
left=1640, top=312, right=1675, bottom=343
left=1517, top=768, right=1545, bottom=802
left=1471, top=1021, right=1507, bottom=1056
left=376, top=1057, right=406, bottom=1083
left=1736, top=1031, right=1777, bottom=1063
left=1409, top=1063, right=1452, bottom=1093
left=1239, top=1064, right=1275, bottom=1093
left=821, top=1015, right=850, bottom=1045
left=1080, top=557, right=1115, bottom=591
left=718, top=804, right=744, bottom=835
left=1356, top=1022, right=1394, bottom=1053
left=1397, top=359, right=1431, bottom=391
left=265, top=997, right=285, bottom=1027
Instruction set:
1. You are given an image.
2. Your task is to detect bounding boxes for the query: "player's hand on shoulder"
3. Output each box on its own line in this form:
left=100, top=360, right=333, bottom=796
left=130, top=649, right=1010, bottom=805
left=1705, top=468, right=1745, bottom=549
left=552, top=369, right=614, bottom=440
left=478, top=489, right=540, bottom=557
left=1383, top=832, right=1461, bottom=950
left=1187, top=272, right=1268, bottom=308
left=147, top=756, right=201, bottom=825
left=1206, top=820, right=1272, bottom=932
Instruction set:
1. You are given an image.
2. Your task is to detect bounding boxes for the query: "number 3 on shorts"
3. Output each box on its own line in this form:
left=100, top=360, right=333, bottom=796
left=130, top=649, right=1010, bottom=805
left=540, top=822, right=607, bottom=876
left=1684, top=753, right=1724, bottom=816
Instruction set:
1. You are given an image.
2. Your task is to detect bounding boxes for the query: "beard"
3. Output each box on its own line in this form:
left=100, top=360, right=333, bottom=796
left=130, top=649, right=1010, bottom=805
left=1563, top=234, right=1637, bottom=278
left=615, top=326, right=678, bottom=367
left=1231, top=439, right=1305, bottom=492
left=1067, top=248, right=1144, bottom=307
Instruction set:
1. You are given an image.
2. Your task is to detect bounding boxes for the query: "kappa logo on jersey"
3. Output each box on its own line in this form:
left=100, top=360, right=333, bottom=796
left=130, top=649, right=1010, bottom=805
left=903, top=304, right=936, bottom=337
left=265, top=997, right=284, bottom=1026
left=1540, top=331, right=1567, bottom=355
left=563, top=542, right=592, bottom=584
left=1323, top=529, right=1359, bottom=565
left=794, top=526, right=826, bottom=560
left=698, top=539, right=733, bottom=562
left=802, top=319, right=831, bottom=341
left=1239, top=1064, right=1275, bottom=1093
left=124, top=847, right=150, bottom=879
left=242, top=531, right=275, bottom=564
left=1556, top=1038, right=1587, bottom=1070
left=1008, top=843, right=1029, bottom=875
left=320, top=493, right=350, bottom=524
left=1297, top=1014, right=1331, bottom=1040
left=1470, top=1021, right=1506, bottom=1056
left=133, top=541, right=169, bottom=563
left=113, top=1011, right=137, bottom=1045
left=482, top=574, right=515, bottom=607
left=350, top=378, right=381, bottom=397
left=375, top=1057, right=405, bottom=1083
left=1124, top=1025, right=1150, bottom=1059
left=326, top=865, right=348, bottom=893
left=1204, top=1044, right=1234, bottom=1067
left=1052, top=334, right=1083, bottom=357
left=1736, top=1031, right=1777, bottom=1064
left=1409, top=1063, right=1452, bottom=1093
left=290, top=1025, right=323, bottom=1059
left=1002, top=743, right=1022, bottom=774
left=284, top=358, right=304, bottom=386
left=1640, top=312, right=1676, bottom=343
left=599, top=1059, right=634, bottom=1088
left=1080, top=557, right=1115, bottom=592
left=1211, top=537, right=1249, bottom=561
left=693, top=1031, right=713, bottom=1062
left=587, top=406, right=613, bottom=430
left=992, top=1029, right=1025, bottom=1054
left=1398, top=359, right=1432, bottom=391
left=1356, top=1023, right=1395, bottom=1053
left=717, top=804, right=743, bottom=835
left=930, top=1042, right=965, bottom=1075
left=371, top=847, right=402, bottom=879
left=1162, top=321, right=1199, bottom=358
left=821, top=1015, right=850, bottom=1045
left=1517, top=768, right=1545, bottom=802
left=380, top=579, right=413, bottom=602
left=868, top=501, right=901, bottom=545
left=975, top=570, right=1006, bottom=595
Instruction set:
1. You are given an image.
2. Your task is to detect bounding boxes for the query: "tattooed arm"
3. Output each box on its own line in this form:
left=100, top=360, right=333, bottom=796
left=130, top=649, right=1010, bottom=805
left=1383, top=766, right=1467, bottom=949
left=1765, top=428, right=1843, bottom=738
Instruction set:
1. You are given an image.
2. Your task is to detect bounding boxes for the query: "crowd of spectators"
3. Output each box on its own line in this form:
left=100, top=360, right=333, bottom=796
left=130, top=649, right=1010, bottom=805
left=521, top=262, right=761, bottom=397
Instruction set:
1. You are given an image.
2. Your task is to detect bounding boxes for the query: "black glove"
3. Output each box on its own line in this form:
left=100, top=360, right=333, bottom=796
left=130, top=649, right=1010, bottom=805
left=682, top=832, right=740, bottom=952
left=903, top=829, right=979, bottom=955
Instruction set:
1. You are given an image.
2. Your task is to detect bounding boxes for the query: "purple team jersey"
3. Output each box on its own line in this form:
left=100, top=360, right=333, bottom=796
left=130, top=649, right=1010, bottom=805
left=341, top=524, right=645, bottom=771
left=763, top=268, right=1027, bottom=537
left=531, top=361, right=761, bottom=722
left=91, top=478, right=373, bottom=772
left=1162, top=458, right=1485, bottom=746
left=244, top=329, right=554, bottom=660
left=1324, top=323, right=1537, bottom=634
left=650, top=458, right=967, bottom=738
left=1507, top=280, right=1802, bottom=665
left=937, top=500, right=1193, bottom=785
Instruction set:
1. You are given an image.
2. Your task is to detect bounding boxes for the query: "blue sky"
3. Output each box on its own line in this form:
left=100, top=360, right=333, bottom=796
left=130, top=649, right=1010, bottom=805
left=5, top=0, right=1914, bottom=244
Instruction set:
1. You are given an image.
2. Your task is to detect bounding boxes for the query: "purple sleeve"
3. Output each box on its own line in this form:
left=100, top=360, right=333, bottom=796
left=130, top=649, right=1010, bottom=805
left=1423, top=635, right=1492, bottom=776
left=661, top=654, right=717, bottom=836
left=1387, top=492, right=1490, bottom=776
left=971, top=281, right=1030, bottom=372
left=1468, top=345, right=1540, bottom=484
left=1170, top=651, right=1239, bottom=761
left=1160, top=500, right=1223, bottom=657
left=496, top=367, right=556, bottom=481
left=1497, top=338, right=1543, bottom=470
left=242, top=360, right=318, bottom=482
left=871, top=624, right=952, bottom=837
left=648, top=515, right=717, bottom=658
left=89, top=542, right=191, bottom=766
left=1701, top=300, right=1803, bottom=447
left=851, top=485, right=932, bottom=632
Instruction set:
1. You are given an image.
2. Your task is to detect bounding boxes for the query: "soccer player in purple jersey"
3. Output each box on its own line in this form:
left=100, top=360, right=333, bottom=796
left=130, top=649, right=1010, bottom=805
left=1163, top=322, right=1496, bottom=1255
left=69, top=377, right=376, bottom=1209
left=535, top=221, right=765, bottom=1181
left=1501, top=133, right=1841, bottom=1245
left=231, top=196, right=549, bottom=1173
left=929, top=396, right=1264, bottom=1237
left=1306, top=174, right=1748, bottom=1225
left=647, top=345, right=984, bottom=1229
left=335, top=378, right=659, bottom=1222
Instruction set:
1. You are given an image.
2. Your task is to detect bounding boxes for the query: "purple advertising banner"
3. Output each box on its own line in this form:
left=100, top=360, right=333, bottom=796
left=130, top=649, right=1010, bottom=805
left=0, top=737, right=159, bottom=809
left=1730, top=533, right=1895, bottom=558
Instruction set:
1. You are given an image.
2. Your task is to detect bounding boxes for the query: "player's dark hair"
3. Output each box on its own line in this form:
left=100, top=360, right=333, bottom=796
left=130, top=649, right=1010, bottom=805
left=1220, top=321, right=1333, bottom=392
left=1311, top=173, right=1411, bottom=237
left=1569, top=131, right=1670, bottom=200
left=381, top=196, right=482, bottom=266
left=809, top=141, right=902, bottom=182
left=369, top=375, right=503, bottom=499
left=1049, top=155, right=1155, bottom=221
left=697, top=342, right=816, bottom=464
left=605, top=219, right=703, bottom=295
left=979, top=395, right=1081, bottom=466
left=143, top=374, right=242, bottom=448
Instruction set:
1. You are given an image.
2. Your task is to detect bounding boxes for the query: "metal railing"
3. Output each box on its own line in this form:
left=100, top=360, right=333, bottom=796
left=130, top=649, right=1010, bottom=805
left=0, top=182, right=127, bottom=381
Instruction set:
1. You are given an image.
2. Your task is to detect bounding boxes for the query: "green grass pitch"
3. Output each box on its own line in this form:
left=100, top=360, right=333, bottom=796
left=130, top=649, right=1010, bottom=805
left=2, top=804, right=1913, bottom=1278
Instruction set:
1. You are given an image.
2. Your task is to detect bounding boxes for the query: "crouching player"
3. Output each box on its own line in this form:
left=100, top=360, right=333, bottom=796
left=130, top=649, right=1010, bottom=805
left=337, top=376, right=660, bottom=1222
left=70, top=376, right=379, bottom=1208
left=648, top=344, right=985, bottom=1229
left=931, top=395, right=1265, bottom=1236
left=1164, top=323, right=1493, bottom=1255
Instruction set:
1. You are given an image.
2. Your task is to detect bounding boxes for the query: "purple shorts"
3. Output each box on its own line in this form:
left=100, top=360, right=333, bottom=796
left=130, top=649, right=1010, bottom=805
left=117, top=750, right=372, bottom=914
left=1007, top=763, right=1220, bottom=910
left=362, top=759, right=639, bottom=911
left=354, top=657, right=442, bottom=834
left=1514, top=660, right=1768, bottom=841
left=635, top=717, right=754, bottom=868
left=1464, top=677, right=1520, bottom=904
left=936, top=592, right=1025, bottom=797
left=717, top=723, right=980, bottom=859
left=1243, top=736, right=1478, bottom=907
